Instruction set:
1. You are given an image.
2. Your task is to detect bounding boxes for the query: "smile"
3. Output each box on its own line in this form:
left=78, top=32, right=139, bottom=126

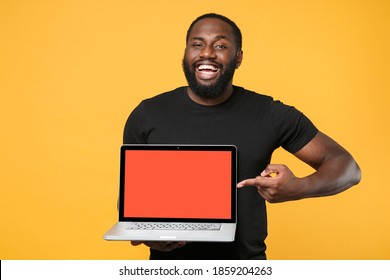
left=195, top=63, right=220, bottom=80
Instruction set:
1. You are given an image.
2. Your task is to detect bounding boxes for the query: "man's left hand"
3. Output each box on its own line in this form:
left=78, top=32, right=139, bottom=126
left=237, top=164, right=302, bottom=203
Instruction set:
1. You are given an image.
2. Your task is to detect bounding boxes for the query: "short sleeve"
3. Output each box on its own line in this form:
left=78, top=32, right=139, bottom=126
left=123, top=101, right=147, bottom=144
left=270, top=100, right=318, bottom=153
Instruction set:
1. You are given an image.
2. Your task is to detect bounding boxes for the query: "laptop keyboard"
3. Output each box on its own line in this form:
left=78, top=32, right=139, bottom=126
left=126, top=222, right=221, bottom=231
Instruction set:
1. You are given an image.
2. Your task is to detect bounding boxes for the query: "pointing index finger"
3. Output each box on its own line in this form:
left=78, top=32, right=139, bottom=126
left=237, top=178, right=257, bottom=188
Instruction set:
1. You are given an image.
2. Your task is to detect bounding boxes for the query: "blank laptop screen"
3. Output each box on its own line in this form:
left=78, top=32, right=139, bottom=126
left=121, top=148, right=234, bottom=220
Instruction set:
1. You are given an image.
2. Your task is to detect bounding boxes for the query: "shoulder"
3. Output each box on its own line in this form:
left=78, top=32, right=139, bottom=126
left=233, top=86, right=276, bottom=113
left=235, top=86, right=298, bottom=112
left=142, top=87, right=186, bottom=105
left=127, top=86, right=185, bottom=119
left=129, top=87, right=187, bottom=115
left=235, top=86, right=273, bottom=102
left=236, top=86, right=304, bottom=114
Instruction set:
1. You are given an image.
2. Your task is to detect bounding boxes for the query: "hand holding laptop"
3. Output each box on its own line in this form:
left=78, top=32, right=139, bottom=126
left=131, top=240, right=188, bottom=252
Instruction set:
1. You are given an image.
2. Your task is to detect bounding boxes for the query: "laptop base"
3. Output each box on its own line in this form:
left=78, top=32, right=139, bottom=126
left=104, top=222, right=236, bottom=242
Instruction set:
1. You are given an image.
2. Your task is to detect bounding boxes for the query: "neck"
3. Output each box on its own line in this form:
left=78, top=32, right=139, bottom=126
left=186, top=84, right=234, bottom=106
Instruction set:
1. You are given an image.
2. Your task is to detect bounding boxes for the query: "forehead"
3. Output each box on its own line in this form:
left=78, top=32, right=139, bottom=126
left=188, top=18, right=234, bottom=41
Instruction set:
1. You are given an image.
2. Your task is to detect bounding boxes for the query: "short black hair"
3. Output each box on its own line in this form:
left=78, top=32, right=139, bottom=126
left=186, top=13, right=242, bottom=51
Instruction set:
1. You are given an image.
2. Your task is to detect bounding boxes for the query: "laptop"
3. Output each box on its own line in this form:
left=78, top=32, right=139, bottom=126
left=104, top=144, right=237, bottom=242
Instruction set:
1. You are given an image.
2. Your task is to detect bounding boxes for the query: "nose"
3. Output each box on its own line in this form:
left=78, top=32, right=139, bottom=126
left=199, top=45, right=217, bottom=59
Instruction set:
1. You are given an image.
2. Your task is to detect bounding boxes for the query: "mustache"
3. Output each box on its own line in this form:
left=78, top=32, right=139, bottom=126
left=192, top=59, right=223, bottom=69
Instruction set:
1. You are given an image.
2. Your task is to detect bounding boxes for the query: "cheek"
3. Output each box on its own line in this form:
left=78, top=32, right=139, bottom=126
left=185, top=49, right=200, bottom=62
left=222, top=53, right=235, bottom=64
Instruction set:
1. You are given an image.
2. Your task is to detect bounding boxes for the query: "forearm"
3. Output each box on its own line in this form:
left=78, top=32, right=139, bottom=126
left=298, top=153, right=361, bottom=199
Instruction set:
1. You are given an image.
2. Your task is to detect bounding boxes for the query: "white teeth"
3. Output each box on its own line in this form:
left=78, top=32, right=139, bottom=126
left=198, top=64, right=218, bottom=71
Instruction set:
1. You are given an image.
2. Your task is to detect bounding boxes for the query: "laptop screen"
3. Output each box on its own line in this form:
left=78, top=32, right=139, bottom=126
left=118, top=145, right=237, bottom=222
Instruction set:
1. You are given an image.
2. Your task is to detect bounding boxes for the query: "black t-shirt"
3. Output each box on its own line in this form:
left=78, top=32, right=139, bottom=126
left=123, top=86, right=318, bottom=259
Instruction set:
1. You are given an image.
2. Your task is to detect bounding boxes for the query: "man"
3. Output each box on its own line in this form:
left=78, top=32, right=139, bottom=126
left=123, top=13, right=361, bottom=259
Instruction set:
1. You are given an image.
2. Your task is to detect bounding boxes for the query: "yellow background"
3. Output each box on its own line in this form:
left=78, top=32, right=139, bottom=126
left=1, top=0, right=389, bottom=260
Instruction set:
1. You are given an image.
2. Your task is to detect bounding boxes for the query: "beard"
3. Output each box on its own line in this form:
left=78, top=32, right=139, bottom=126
left=182, top=57, right=237, bottom=99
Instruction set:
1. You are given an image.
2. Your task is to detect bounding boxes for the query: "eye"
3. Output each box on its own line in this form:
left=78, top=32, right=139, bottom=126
left=191, top=42, right=203, bottom=48
left=215, top=44, right=227, bottom=50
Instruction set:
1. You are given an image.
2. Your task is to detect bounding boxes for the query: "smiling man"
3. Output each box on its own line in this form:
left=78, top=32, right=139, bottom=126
left=123, top=13, right=361, bottom=260
left=182, top=16, right=242, bottom=103
left=183, top=15, right=243, bottom=105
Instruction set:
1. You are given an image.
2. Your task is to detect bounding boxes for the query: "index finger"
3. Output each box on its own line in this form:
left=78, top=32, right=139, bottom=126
left=237, top=178, right=257, bottom=188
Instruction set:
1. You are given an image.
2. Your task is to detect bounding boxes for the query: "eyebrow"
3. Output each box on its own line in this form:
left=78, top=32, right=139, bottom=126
left=190, top=35, right=230, bottom=41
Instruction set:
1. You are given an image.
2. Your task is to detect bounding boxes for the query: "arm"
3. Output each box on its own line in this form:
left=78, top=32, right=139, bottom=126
left=237, top=131, right=362, bottom=203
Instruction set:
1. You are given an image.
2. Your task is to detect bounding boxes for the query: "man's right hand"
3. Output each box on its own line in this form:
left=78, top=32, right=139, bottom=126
left=131, top=241, right=188, bottom=252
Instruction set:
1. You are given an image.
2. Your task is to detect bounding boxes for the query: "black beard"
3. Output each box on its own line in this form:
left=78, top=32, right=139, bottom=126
left=182, top=58, right=237, bottom=98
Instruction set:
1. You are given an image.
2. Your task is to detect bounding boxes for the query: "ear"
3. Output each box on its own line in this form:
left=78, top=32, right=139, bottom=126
left=235, top=50, right=243, bottom=69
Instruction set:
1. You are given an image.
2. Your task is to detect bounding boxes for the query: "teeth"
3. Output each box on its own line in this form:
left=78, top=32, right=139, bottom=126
left=198, top=64, right=218, bottom=71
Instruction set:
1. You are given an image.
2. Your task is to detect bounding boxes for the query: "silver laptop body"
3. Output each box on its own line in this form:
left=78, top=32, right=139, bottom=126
left=104, top=144, right=237, bottom=242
